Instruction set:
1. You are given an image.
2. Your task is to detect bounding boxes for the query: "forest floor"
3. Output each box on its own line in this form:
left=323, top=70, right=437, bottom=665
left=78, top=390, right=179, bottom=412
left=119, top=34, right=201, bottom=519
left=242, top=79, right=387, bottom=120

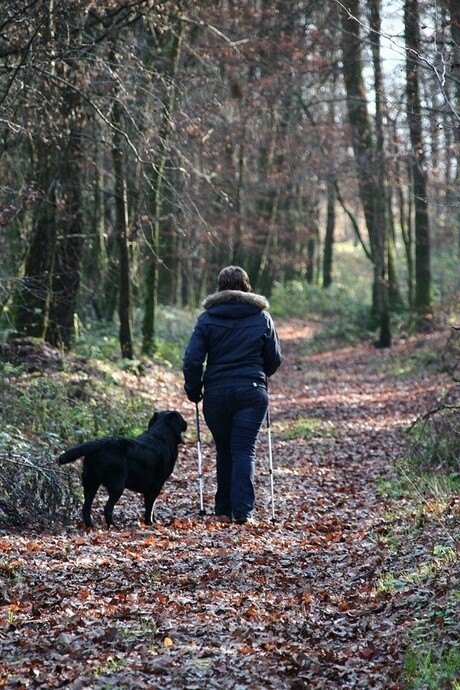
left=1, top=318, right=459, bottom=689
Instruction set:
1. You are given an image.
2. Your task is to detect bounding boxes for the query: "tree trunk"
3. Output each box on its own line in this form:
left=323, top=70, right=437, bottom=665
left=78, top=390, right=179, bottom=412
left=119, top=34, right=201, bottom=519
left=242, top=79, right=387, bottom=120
left=340, top=0, right=391, bottom=346
left=447, top=0, right=460, bottom=257
left=111, top=82, right=133, bottom=360
left=404, top=0, right=432, bottom=320
left=230, top=116, right=246, bottom=267
left=142, top=18, right=184, bottom=355
left=39, top=5, right=87, bottom=350
left=387, top=190, right=405, bottom=311
left=45, top=81, right=84, bottom=350
left=322, top=176, right=335, bottom=288
left=368, top=0, right=391, bottom=346
left=13, top=141, right=56, bottom=338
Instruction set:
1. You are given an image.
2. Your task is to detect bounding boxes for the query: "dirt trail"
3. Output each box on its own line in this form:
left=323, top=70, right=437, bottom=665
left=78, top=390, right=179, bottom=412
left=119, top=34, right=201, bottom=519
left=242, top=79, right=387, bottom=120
left=0, top=320, right=453, bottom=689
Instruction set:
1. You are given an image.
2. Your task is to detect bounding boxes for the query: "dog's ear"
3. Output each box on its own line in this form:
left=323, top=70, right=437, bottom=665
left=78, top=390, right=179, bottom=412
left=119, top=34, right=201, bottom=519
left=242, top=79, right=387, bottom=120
left=166, top=411, right=187, bottom=435
left=148, top=412, right=159, bottom=428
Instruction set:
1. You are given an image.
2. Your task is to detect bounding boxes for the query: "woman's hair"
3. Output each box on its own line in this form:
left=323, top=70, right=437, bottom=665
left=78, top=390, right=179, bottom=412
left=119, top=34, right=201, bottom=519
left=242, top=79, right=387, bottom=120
left=217, top=265, right=252, bottom=292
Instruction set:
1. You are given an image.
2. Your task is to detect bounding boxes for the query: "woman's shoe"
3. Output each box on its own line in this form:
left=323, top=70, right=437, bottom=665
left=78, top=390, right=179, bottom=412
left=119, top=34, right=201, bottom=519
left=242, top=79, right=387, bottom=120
left=208, top=514, right=231, bottom=524
left=217, top=514, right=232, bottom=524
left=234, top=515, right=254, bottom=525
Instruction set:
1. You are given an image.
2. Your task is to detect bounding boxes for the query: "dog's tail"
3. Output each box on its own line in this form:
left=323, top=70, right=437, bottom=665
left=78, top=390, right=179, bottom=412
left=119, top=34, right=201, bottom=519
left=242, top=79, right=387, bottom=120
left=58, top=439, right=107, bottom=465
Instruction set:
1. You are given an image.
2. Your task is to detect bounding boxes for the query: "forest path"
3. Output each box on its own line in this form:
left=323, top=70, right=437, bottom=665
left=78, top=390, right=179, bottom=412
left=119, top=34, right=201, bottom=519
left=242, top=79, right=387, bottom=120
left=0, top=319, right=453, bottom=689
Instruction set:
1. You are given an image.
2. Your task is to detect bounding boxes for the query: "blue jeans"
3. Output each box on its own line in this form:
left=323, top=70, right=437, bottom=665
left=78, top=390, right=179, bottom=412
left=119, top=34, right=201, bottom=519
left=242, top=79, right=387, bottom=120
left=203, top=383, right=268, bottom=520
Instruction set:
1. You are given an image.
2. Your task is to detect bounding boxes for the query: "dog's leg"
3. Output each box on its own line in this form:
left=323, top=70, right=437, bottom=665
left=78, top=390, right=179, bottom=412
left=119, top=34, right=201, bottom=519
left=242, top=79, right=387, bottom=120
left=104, top=488, right=124, bottom=528
left=82, top=482, right=100, bottom=528
left=144, top=494, right=154, bottom=524
left=143, top=486, right=163, bottom=525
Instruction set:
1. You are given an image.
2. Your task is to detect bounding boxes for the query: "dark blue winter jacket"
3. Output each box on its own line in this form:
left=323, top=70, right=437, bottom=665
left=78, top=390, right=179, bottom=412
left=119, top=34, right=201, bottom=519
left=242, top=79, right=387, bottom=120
left=183, top=290, right=283, bottom=402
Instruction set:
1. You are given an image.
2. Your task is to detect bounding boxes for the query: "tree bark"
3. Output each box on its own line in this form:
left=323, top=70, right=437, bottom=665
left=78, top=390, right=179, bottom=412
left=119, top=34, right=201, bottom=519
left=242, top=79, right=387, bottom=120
left=142, top=18, right=184, bottom=355
left=111, top=69, right=133, bottom=360
left=340, top=0, right=391, bottom=346
left=322, top=176, right=335, bottom=288
left=13, top=141, right=57, bottom=338
left=368, top=0, right=391, bottom=346
left=447, top=0, right=460, bottom=257
left=45, top=77, right=84, bottom=349
left=404, top=0, right=432, bottom=319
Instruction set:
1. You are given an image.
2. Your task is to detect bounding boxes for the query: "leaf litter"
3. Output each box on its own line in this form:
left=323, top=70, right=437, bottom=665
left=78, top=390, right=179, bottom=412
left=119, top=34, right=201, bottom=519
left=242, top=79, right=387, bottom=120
left=1, top=320, right=458, bottom=689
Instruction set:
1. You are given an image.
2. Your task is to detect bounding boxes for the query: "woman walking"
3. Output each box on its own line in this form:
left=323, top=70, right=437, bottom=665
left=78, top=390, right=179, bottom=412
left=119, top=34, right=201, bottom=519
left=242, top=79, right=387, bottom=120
left=183, top=266, right=282, bottom=524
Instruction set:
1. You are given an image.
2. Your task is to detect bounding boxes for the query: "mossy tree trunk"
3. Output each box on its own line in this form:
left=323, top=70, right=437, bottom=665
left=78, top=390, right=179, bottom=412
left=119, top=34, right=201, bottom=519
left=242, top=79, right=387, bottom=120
left=404, top=0, right=432, bottom=320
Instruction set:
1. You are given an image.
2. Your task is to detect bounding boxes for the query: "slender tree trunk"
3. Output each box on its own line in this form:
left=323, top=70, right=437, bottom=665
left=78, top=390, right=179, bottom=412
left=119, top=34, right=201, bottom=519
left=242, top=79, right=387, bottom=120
left=85, top=144, right=108, bottom=321
left=390, top=115, right=414, bottom=306
left=256, top=186, right=281, bottom=293
left=45, top=83, right=84, bottom=350
left=305, top=201, right=319, bottom=285
left=447, top=0, right=460, bottom=257
left=41, top=4, right=88, bottom=350
left=368, top=0, right=391, bottom=346
left=103, top=232, right=119, bottom=322
left=252, top=103, right=281, bottom=291
left=387, top=188, right=405, bottom=310
left=306, top=237, right=315, bottom=284
left=340, top=0, right=391, bottom=346
left=142, top=19, right=184, bottom=355
left=111, top=85, right=133, bottom=360
left=297, top=92, right=363, bottom=288
left=404, top=0, right=432, bottom=320
left=232, top=135, right=246, bottom=266
left=322, top=176, right=335, bottom=288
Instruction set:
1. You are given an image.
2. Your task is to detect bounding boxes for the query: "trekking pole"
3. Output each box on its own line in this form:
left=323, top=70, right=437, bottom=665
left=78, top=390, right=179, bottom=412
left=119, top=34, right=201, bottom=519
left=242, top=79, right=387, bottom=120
left=195, top=403, right=206, bottom=516
left=266, top=404, right=276, bottom=524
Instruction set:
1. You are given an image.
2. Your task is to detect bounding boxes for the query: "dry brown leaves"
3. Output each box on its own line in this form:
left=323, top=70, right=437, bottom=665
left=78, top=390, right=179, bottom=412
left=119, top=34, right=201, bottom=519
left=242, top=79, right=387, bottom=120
left=0, top=320, right=457, bottom=689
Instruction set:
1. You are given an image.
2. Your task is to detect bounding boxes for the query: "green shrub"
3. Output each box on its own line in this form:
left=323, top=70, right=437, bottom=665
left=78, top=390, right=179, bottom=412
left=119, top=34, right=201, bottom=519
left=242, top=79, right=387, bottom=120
left=269, top=280, right=368, bottom=319
left=270, top=280, right=373, bottom=349
left=73, top=306, right=197, bottom=367
left=403, top=645, right=460, bottom=689
left=0, top=361, right=155, bottom=445
left=409, top=408, right=460, bottom=473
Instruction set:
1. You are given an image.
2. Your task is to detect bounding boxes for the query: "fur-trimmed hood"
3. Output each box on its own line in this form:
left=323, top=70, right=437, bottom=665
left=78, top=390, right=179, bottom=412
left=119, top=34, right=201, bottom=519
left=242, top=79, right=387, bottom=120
left=183, top=288, right=282, bottom=399
left=202, top=290, right=269, bottom=311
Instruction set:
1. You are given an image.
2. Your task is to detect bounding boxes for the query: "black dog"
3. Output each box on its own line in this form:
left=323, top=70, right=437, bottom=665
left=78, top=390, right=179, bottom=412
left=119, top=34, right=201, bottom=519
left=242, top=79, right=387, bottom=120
left=58, top=410, right=187, bottom=528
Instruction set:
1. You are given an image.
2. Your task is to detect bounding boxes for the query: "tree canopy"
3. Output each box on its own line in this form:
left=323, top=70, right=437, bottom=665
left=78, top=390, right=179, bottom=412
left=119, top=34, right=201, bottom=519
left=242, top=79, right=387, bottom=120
left=0, top=0, right=458, bottom=353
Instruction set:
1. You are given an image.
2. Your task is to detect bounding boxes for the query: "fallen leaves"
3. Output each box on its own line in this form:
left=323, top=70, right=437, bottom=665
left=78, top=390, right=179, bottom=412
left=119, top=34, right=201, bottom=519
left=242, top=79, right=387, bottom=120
left=1, top=321, right=458, bottom=688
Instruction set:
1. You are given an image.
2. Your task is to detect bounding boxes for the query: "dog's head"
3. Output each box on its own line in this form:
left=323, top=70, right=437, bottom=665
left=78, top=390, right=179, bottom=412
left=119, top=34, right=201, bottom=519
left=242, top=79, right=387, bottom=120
left=148, top=410, right=187, bottom=443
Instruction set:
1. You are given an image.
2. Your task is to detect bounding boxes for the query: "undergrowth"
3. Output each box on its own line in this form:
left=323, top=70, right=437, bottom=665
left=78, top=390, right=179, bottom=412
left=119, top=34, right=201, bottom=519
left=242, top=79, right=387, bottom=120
left=270, top=280, right=373, bottom=350
left=0, top=305, right=197, bottom=528
left=72, top=305, right=197, bottom=367
left=0, top=359, right=157, bottom=528
left=377, top=396, right=460, bottom=689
